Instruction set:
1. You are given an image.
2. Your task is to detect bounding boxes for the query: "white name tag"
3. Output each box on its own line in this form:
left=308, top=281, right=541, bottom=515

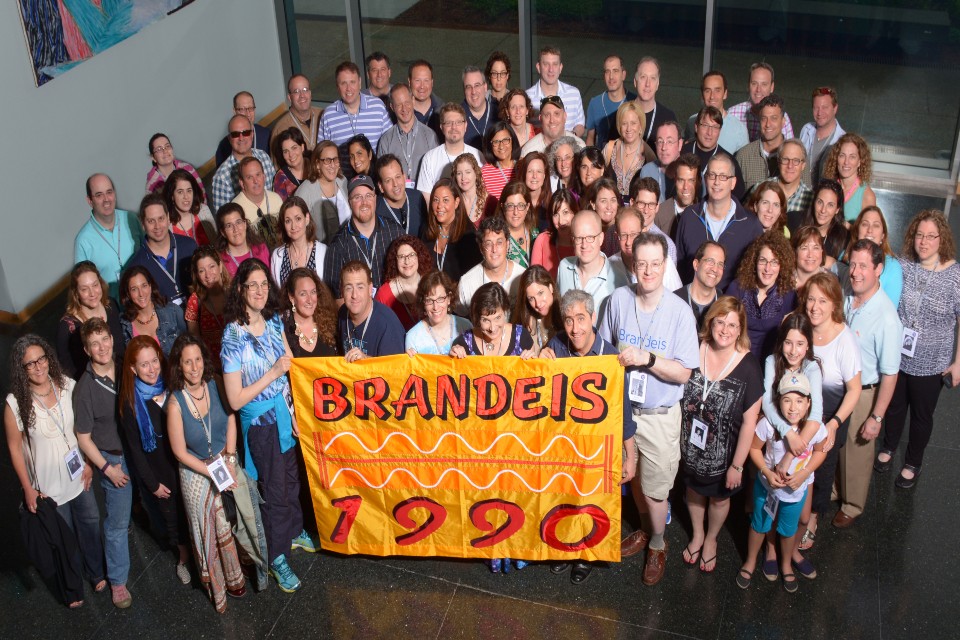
left=763, top=489, right=779, bottom=519
left=901, top=327, right=919, bottom=357
left=690, top=417, right=708, bottom=450
left=207, top=457, right=235, bottom=492
left=64, top=447, right=84, bottom=481
left=628, top=371, right=647, bottom=404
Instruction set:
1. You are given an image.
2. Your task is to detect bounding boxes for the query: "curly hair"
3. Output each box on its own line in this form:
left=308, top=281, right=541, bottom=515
left=223, top=259, right=281, bottom=326
left=746, top=180, right=787, bottom=233
left=453, top=153, right=488, bottom=219
left=546, top=137, right=579, bottom=182
left=190, top=245, right=231, bottom=298
left=119, top=266, right=168, bottom=321
left=282, top=268, right=338, bottom=349
left=699, top=295, right=752, bottom=353
left=65, top=261, right=111, bottom=319
left=8, top=335, right=67, bottom=432
left=167, top=334, right=215, bottom=391
left=822, top=132, right=872, bottom=184
left=798, top=272, right=845, bottom=325
left=845, top=205, right=894, bottom=258
left=162, top=168, right=205, bottom=222
left=901, top=209, right=956, bottom=263
left=383, top=235, right=434, bottom=282
left=735, top=230, right=796, bottom=294
left=511, top=265, right=561, bottom=329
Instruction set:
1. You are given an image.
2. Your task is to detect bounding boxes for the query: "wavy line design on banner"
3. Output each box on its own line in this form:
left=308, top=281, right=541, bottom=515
left=323, top=431, right=605, bottom=460
left=328, top=467, right=606, bottom=496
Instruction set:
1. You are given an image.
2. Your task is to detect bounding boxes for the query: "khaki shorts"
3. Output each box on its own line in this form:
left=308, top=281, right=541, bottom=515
left=632, top=403, right=681, bottom=501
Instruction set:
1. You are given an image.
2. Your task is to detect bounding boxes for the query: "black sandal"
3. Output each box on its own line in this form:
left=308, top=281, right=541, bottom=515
left=895, top=464, right=921, bottom=489
left=874, top=450, right=894, bottom=474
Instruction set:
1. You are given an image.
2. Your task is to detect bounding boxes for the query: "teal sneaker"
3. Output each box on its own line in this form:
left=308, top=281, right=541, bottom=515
left=270, top=556, right=301, bottom=593
left=291, top=529, right=318, bottom=553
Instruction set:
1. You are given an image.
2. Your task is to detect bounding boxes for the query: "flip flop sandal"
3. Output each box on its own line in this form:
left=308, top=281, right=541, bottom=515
left=798, top=528, right=816, bottom=551
left=682, top=545, right=702, bottom=566
left=699, top=555, right=718, bottom=573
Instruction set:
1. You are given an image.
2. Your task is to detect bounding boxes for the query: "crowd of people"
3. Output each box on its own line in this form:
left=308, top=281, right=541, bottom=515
left=7, top=46, right=960, bottom=613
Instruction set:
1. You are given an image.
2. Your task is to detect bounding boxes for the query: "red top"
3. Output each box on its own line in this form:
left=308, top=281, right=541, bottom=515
left=172, top=215, right=210, bottom=246
left=374, top=281, right=419, bottom=331
left=184, top=293, right=225, bottom=369
left=221, top=244, right=270, bottom=278
left=530, top=232, right=575, bottom=278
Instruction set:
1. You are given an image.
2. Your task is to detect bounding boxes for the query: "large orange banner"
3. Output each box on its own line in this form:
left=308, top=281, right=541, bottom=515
left=290, top=354, right=624, bottom=561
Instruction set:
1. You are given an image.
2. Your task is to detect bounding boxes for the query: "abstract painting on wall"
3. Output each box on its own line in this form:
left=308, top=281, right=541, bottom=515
left=18, top=0, right=194, bottom=87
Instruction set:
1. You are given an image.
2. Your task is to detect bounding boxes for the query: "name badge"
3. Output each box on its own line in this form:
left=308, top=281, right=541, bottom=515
left=405, top=179, right=417, bottom=190
left=628, top=371, right=647, bottom=404
left=901, top=327, right=919, bottom=357
left=690, top=417, right=708, bottom=450
left=763, top=489, right=779, bottom=519
left=207, top=457, right=235, bottom=492
left=64, top=447, right=84, bottom=481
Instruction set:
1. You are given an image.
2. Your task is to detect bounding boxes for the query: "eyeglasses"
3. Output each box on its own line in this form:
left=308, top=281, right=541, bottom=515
left=152, top=143, right=172, bottom=154
left=397, top=252, right=418, bottom=263
left=350, top=193, right=376, bottom=203
left=698, top=257, right=725, bottom=270
left=572, top=232, right=603, bottom=246
left=235, top=105, right=255, bottom=114
left=441, top=119, right=466, bottom=128
left=489, top=71, right=509, bottom=79
left=243, top=280, right=270, bottom=292
left=705, top=172, right=733, bottom=182
left=223, top=219, right=247, bottom=231
left=697, top=121, right=721, bottom=131
left=779, top=157, right=804, bottom=167
left=616, top=232, right=641, bottom=244
left=491, top=137, right=512, bottom=147
left=23, top=355, right=48, bottom=371
left=290, top=87, right=311, bottom=95
left=482, top=239, right=506, bottom=251
left=463, top=81, right=485, bottom=92
left=633, top=259, right=664, bottom=271
left=424, top=295, right=448, bottom=307
left=757, top=257, right=780, bottom=268
left=504, top=203, right=529, bottom=212
left=712, top=319, right=741, bottom=332
left=915, top=232, right=940, bottom=243
left=230, top=129, right=253, bottom=139
left=634, top=201, right=658, bottom=211
left=319, top=156, right=339, bottom=165
left=655, top=138, right=678, bottom=147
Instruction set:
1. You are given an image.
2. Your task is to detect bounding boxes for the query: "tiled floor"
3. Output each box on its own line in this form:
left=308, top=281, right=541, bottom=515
left=0, top=190, right=956, bottom=639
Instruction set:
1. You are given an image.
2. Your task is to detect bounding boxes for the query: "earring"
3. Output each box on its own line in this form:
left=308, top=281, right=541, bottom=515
left=291, top=302, right=297, bottom=314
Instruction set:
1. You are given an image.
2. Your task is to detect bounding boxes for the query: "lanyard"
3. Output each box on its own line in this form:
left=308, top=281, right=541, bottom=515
left=347, top=309, right=373, bottom=353
left=288, top=108, right=312, bottom=142
left=699, top=203, right=735, bottom=241
left=699, top=346, right=740, bottom=410
left=632, top=291, right=663, bottom=352
left=468, top=98, right=491, bottom=139
left=183, top=385, right=213, bottom=458
left=228, top=249, right=252, bottom=270
left=396, top=126, right=417, bottom=177
left=94, top=376, right=117, bottom=396
left=645, top=103, right=657, bottom=141
left=32, top=386, right=69, bottom=443
left=349, top=225, right=378, bottom=270
left=148, top=234, right=179, bottom=295
left=89, top=215, right=122, bottom=269
left=435, top=242, right=449, bottom=272
left=384, top=199, right=409, bottom=232
left=426, top=316, right=455, bottom=353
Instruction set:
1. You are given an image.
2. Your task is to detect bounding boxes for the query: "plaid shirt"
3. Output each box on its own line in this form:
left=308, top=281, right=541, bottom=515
left=727, top=101, right=794, bottom=142
left=145, top=159, right=206, bottom=201
left=323, top=216, right=404, bottom=294
left=210, top=148, right=276, bottom=213
left=735, top=140, right=778, bottom=195
left=780, top=179, right=813, bottom=229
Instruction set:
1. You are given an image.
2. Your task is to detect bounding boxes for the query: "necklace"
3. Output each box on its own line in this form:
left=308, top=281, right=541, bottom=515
left=289, top=241, right=309, bottom=269
left=481, top=327, right=506, bottom=354
left=186, top=384, right=207, bottom=420
left=425, top=316, right=454, bottom=353
left=295, top=319, right=318, bottom=346
left=33, top=383, right=54, bottom=398
left=395, top=279, right=419, bottom=322
left=135, top=310, right=157, bottom=326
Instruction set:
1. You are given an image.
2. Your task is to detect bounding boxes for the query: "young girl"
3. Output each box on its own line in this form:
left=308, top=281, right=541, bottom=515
left=737, top=371, right=827, bottom=594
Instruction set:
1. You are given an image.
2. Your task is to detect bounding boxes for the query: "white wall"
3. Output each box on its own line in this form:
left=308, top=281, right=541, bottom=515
left=0, top=0, right=286, bottom=313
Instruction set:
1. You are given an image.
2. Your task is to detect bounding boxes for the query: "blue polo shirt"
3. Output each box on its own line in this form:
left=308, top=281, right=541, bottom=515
left=844, top=288, right=902, bottom=385
left=74, top=210, right=142, bottom=299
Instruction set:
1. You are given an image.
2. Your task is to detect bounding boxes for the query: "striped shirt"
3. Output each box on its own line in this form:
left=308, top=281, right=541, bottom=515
left=318, top=94, right=392, bottom=174
left=210, top=148, right=276, bottom=213
left=480, top=164, right=513, bottom=201
left=526, top=80, right=585, bottom=130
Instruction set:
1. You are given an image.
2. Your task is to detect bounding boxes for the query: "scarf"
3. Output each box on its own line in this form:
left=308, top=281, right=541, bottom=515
left=134, top=375, right=166, bottom=452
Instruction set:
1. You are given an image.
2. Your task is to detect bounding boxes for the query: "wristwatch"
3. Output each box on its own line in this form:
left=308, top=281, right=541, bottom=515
left=646, top=352, right=657, bottom=369
left=870, top=413, right=883, bottom=424
left=731, top=463, right=744, bottom=473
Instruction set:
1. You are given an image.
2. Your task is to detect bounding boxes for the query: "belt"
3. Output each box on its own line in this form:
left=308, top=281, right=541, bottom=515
left=632, top=406, right=671, bottom=416
left=862, top=382, right=879, bottom=390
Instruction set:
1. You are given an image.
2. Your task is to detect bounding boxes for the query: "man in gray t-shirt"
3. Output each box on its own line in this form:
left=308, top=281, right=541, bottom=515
left=598, top=232, right=699, bottom=587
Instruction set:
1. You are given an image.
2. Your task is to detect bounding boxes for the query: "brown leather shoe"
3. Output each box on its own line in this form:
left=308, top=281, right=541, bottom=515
left=621, top=529, right=649, bottom=558
left=643, top=541, right=669, bottom=586
left=832, top=510, right=857, bottom=529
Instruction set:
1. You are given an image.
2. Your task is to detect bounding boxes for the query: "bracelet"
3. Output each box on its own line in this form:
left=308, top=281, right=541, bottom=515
left=100, top=461, right=110, bottom=474
left=731, top=463, right=744, bottom=473
left=646, top=352, right=657, bottom=369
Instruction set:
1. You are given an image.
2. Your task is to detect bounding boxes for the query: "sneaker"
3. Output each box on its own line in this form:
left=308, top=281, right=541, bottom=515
left=176, top=562, right=191, bottom=585
left=666, top=500, right=672, bottom=525
left=291, top=530, right=318, bottom=553
left=270, top=556, right=302, bottom=593
left=111, top=584, right=133, bottom=608
left=488, top=558, right=502, bottom=573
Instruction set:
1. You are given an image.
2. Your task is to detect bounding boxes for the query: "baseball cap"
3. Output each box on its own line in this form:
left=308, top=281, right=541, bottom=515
left=348, top=174, right=376, bottom=196
left=778, top=371, right=811, bottom=397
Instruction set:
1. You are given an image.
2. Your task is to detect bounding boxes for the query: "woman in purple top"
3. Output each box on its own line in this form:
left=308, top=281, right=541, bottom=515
left=726, top=230, right=797, bottom=360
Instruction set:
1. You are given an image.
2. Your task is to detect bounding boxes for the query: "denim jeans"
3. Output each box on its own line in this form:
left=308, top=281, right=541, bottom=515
left=99, top=451, right=133, bottom=586
left=57, top=486, right=105, bottom=583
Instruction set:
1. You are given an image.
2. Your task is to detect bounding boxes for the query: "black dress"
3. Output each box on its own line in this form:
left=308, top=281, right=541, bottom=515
left=283, top=321, right=337, bottom=358
left=424, top=229, right=482, bottom=283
